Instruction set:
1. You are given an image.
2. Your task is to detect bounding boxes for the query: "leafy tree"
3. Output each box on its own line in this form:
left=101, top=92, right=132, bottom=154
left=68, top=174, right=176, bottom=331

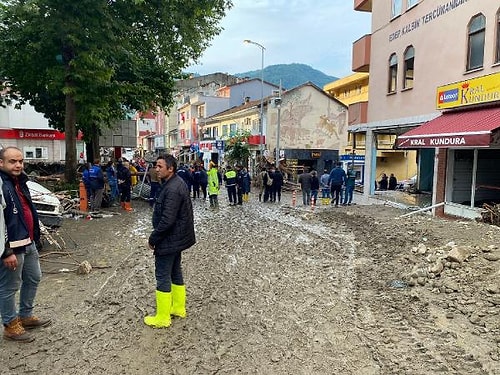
left=0, top=0, right=232, bottom=182
left=225, top=130, right=251, bottom=167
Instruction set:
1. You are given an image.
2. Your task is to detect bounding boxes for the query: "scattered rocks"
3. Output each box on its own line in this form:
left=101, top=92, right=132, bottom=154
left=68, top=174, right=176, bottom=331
left=76, top=260, right=92, bottom=275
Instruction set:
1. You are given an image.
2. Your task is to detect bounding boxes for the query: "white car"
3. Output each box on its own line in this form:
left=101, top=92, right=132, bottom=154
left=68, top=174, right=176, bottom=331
left=27, top=180, right=63, bottom=227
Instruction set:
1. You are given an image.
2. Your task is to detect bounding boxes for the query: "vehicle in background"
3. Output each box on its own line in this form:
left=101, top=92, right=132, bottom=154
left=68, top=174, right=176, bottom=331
left=27, top=180, right=63, bottom=227
left=397, top=175, right=417, bottom=190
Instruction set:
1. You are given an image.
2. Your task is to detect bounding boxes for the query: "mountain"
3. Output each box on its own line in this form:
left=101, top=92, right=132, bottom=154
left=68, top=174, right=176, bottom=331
left=235, top=63, right=338, bottom=90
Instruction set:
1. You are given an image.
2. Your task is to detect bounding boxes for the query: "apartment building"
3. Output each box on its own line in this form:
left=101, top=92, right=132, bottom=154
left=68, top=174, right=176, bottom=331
left=324, top=72, right=418, bottom=185
left=352, top=0, right=500, bottom=218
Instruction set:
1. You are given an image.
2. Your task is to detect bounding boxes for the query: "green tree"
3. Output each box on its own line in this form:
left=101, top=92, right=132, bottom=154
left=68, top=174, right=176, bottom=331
left=225, top=130, right=251, bottom=167
left=0, top=0, right=232, bottom=182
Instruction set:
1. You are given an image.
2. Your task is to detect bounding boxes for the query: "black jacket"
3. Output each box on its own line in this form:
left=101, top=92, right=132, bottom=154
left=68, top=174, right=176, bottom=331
left=149, top=174, right=196, bottom=255
left=0, top=170, right=40, bottom=253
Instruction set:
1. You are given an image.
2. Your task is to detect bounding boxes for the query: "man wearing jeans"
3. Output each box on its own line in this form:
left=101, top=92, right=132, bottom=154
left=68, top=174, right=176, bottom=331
left=0, top=146, right=51, bottom=342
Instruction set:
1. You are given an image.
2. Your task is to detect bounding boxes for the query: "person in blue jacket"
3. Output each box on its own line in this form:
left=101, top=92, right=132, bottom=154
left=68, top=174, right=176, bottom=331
left=88, top=159, right=105, bottom=212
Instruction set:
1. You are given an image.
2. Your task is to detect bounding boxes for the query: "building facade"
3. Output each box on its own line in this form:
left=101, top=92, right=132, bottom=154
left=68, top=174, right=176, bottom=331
left=324, top=72, right=418, bottom=186
left=352, top=0, right=500, bottom=218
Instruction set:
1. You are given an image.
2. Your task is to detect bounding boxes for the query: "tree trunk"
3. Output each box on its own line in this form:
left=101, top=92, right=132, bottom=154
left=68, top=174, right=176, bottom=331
left=64, top=92, right=77, bottom=183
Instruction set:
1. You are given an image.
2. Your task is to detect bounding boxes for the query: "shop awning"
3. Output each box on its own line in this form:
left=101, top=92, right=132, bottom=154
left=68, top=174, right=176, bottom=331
left=396, top=107, right=500, bottom=148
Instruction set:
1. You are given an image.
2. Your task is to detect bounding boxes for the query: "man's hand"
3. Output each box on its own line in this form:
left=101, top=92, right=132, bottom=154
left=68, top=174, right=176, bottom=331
left=148, top=242, right=155, bottom=251
left=2, top=254, right=18, bottom=270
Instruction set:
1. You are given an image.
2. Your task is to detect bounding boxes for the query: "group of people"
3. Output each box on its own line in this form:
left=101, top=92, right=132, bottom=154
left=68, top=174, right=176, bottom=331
left=377, top=173, right=398, bottom=191
left=298, top=162, right=357, bottom=207
left=81, top=158, right=135, bottom=212
left=1, top=149, right=197, bottom=340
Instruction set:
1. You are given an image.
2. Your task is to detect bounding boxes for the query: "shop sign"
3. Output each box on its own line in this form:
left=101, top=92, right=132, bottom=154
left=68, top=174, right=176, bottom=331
left=340, top=154, right=365, bottom=161
left=311, top=151, right=321, bottom=158
left=396, top=133, right=490, bottom=148
left=436, top=72, right=500, bottom=110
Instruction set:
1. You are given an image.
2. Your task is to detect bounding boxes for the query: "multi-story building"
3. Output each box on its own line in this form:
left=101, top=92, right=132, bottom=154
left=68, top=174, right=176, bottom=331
left=324, top=72, right=418, bottom=185
left=175, top=76, right=278, bottom=163
left=0, top=102, right=84, bottom=163
left=352, top=0, right=500, bottom=218
left=206, top=82, right=348, bottom=178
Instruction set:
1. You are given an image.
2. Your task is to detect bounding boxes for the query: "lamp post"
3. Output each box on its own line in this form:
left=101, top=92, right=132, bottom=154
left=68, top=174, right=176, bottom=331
left=243, top=39, right=265, bottom=157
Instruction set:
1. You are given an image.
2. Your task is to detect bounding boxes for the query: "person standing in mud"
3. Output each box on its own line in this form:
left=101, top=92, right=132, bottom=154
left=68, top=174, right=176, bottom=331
left=207, top=161, right=221, bottom=209
left=145, top=154, right=196, bottom=328
left=117, top=159, right=133, bottom=211
left=0, top=146, right=51, bottom=342
left=329, top=162, right=346, bottom=207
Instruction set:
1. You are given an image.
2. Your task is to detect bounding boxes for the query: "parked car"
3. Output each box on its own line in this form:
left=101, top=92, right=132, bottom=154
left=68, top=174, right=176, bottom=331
left=27, top=180, right=63, bottom=227
left=397, top=175, right=417, bottom=190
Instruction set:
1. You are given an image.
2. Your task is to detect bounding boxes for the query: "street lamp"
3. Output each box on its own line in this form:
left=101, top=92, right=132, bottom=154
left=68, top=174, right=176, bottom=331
left=243, top=39, right=265, bottom=157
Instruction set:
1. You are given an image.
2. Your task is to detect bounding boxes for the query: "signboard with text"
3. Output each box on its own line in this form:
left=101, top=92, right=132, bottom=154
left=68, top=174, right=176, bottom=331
left=436, top=72, right=500, bottom=110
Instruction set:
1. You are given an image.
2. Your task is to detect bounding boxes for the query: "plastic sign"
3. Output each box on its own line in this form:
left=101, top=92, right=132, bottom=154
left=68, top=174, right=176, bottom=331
left=436, top=72, right=500, bottom=110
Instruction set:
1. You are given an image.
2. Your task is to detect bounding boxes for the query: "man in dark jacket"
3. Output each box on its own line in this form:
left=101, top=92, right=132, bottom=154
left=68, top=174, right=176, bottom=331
left=145, top=154, right=196, bottom=328
left=0, top=146, right=50, bottom=342
left=117, top=159, right=133, bottom=211
left=329, top=162, right=346, bottom=207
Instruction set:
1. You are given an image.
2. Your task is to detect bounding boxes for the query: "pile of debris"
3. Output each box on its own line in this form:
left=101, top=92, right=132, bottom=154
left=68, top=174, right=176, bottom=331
left=481, top=203, right=500, bottom=226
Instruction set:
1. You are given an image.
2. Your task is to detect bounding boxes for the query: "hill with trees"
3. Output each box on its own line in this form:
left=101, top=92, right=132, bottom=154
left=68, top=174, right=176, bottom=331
left=235, top=63, right=338, bottom=90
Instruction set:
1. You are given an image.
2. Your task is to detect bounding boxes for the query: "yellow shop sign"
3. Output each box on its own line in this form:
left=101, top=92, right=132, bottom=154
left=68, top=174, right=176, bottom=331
left=436, top=72, right=500, bottom=110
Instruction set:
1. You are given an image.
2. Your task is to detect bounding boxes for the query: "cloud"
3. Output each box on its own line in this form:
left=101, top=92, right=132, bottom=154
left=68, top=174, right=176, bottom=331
left=188, top=0, right=371, bottom=78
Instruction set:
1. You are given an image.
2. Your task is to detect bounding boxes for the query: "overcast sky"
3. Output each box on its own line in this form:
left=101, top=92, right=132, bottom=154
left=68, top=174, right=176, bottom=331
left=187, top=0, right=372, bottom=78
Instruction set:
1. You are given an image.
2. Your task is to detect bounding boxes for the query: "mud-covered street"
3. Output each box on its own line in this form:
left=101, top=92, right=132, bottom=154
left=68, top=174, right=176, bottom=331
left=1, top=193, right=499, bottom=375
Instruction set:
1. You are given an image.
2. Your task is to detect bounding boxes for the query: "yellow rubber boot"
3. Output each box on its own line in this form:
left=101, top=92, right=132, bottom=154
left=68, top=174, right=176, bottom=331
left=144, top=290, right=172, bottom=328
left=171, top=284, right=186, bottom=318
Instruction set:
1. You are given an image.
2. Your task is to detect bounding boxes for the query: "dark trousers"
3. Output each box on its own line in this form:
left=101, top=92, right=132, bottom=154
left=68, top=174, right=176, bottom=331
left=331, top=184, right=342, bottom=206
left=200, top=184, right=207, bottom=199
left=271, top=187, right=281, bottom=202
left=155, top=252, right=183, bottom=292
left=149, top=182, right=160, bottom=206
left=119, top=186, right=131, bottom=203
left=226, top=185, right=237, bottom=204
left=237, top=187, right=243, bottom=204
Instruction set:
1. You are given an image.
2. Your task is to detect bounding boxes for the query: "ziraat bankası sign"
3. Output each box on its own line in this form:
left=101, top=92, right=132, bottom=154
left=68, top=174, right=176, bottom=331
left=436, top=72, right=500, bottom=110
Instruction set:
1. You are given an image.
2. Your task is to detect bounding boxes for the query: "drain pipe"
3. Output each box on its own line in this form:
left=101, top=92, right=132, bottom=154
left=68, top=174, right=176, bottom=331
left=398, top=201, right=445, bottom=218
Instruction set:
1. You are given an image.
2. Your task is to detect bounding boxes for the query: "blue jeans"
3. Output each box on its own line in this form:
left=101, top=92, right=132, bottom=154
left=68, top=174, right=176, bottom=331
left=0, top=243, right=42, bottom=325
left=311, top=189, right=318, bottom=204
left=344, top=185, right=354, bottom=204
left=154, top=252, right=184, bottom=292
left=321, top=188, right=331, bottom=198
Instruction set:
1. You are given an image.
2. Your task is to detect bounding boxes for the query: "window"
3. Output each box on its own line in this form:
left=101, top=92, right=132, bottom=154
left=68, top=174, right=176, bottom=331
left=392, top=0, right=402, bottom=18
left=496, top=10, right=500, bottom=63
left=222, top=125, right=228, bottom=136
left=403, top=46, right=415, bottom=89
left=388, top=54, right=398, bottom=93
left=467, top=14, right=486, bottom=71
left=230, top=123, right=237, bottom=135
left=407, top=0, right=419, bottom=9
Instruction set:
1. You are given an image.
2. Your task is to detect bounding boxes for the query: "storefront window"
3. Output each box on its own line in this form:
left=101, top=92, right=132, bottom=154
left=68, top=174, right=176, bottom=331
left=467, top=14, right=486, bottom=71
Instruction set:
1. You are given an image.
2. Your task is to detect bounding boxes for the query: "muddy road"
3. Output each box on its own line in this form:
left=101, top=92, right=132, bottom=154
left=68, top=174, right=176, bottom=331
left=1, top=193, right=499, bottom=374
